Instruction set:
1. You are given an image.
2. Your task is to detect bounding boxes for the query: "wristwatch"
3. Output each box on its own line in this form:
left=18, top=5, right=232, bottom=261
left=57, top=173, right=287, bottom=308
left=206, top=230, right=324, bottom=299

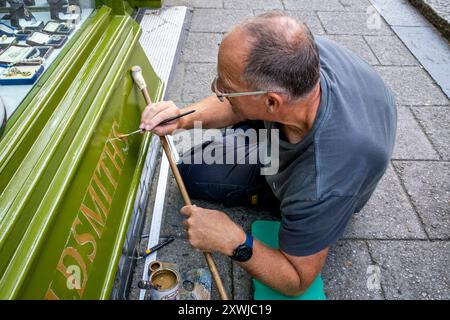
left=230, top=233, right=253, bottom=262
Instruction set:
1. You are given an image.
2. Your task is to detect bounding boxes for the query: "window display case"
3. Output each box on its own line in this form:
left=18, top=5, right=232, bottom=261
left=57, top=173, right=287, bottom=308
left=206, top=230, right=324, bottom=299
left=0, top=0, right=94, bottom=119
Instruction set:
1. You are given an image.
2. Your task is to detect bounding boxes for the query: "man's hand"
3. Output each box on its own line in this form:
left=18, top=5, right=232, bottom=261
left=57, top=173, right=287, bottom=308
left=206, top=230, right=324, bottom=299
left=180, top=205, right=246, bottom=256
left=140, top=101, right=182, bottom=136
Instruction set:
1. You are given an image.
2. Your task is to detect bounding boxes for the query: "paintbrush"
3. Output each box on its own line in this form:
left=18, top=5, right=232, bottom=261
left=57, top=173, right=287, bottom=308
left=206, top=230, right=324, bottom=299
left=111, top=109, right=196, bottom=141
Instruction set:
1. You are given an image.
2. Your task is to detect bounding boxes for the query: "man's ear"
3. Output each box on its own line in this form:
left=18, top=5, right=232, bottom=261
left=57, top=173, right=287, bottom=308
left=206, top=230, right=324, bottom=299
left=265, top=93, right=283, bottom=113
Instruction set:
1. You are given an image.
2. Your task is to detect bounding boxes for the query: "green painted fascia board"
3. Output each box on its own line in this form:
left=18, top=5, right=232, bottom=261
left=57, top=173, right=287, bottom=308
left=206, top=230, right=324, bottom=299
left=127, top=0, right=164, bottom=8
left=124, top=1, right=136, bottom=16
left=0, top=0, right=163, bottom=13
left=96, top=0, right=163, bottom=13
left=101, top=75, right=165, bottom=299
left=0, top=14, right=136, bottom=263
left=96, top=0, right=126, bottom=14
left=0, top=4, right=165, bottom=299
left=0, top=22, right=152, bottom=299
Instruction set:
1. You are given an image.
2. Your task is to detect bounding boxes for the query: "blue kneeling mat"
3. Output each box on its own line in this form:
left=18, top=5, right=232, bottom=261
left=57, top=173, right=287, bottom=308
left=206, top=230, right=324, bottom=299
left=251, top=220, right=326, bottom=300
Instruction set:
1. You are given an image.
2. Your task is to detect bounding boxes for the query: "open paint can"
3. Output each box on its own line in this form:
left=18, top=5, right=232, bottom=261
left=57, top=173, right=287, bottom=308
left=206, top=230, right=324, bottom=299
left=149, top=266, right=180, bottom=300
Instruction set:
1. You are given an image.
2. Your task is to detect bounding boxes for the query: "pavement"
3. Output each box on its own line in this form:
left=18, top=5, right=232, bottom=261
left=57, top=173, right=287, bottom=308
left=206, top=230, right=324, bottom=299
left=129, top=0, right=450, bottom=300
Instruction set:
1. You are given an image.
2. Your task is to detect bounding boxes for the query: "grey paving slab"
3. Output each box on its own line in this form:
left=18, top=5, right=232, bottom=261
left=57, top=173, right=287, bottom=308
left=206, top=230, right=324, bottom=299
left=368, top=240, right=450, bottom=299
left=412, top=106, right=450, bottom=160
left=339, top=0, right=373, bottom=11
left=393, top=26, right=450, bottom=98
left=190, top=8, right=253, bottom=33
left=265, top=10, right=326, bottom=35
left=322, top=241, right=384, bottom=299
left=342, top=165, right=427, bottom=239
left=370, top=0, right=430, bottom=26
left=323, top=35, right=379, bottom=65
left=182, top=62, right=216, bottom=102
left=164, top=0, right=223, bottom=8
left=392, top=106, right=440, bottom=160
left=318, top=11, right=393, bottom=35
left=224, top=0, right=283, bottom=10
left=375, top=66, right=449, bottom=105
left=182, top=32, right=222, bottom=63
left=232, top=262, right=253, bottom=300
left=157, top=237, right=234, bottom=300
left=283, top=0, right=345, bottom=11
left=165, top=61, right=185, bottom=102
left=393, top=161, right=450, bottom=239
left=160, top=173, right=186, bottom=239
left=364, top=35, right=418, bottom=65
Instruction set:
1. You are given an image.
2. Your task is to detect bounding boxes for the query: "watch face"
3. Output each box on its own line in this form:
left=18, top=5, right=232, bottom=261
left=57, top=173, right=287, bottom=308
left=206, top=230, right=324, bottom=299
left=235, top=245, right=252, bottom=262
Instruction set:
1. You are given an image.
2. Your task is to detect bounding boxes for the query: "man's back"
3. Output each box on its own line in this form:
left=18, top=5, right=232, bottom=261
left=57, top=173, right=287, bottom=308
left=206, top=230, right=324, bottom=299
left=315, top=36, right=397, bottom=210
left=264, top=36, right=397, bottom=256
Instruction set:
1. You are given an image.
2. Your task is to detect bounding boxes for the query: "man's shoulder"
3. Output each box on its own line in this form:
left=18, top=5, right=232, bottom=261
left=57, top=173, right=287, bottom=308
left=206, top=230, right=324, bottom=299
left=313, top=36, right=397, bottom=173
left=316, top=35, right=387, bottom=90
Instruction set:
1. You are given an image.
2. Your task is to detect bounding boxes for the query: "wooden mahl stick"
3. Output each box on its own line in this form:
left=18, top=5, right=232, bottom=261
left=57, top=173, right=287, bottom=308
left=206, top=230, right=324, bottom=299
left=131, top=66, right=229, bottom=300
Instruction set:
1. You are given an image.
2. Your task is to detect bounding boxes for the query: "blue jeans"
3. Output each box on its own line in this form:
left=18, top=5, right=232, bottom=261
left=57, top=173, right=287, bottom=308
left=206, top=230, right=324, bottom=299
left=177, top=121, right=280, bottom=210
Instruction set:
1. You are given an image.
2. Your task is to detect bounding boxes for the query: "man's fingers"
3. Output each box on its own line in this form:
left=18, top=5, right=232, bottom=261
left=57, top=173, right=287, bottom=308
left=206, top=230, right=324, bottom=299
left=141, top=103, right=167, bottom=130
left=180, top=205, right=195, bottom=217
left=140, top=105, right=156, bottom=130
left=150, top=102, right=173, bottom=118
left=140, top=103, right=160, bottom=125
left=152, top=123, right=178, bottom=136
left=146, top=108, right=180, bottom=132
left=140, top=101, right=176, bottom=130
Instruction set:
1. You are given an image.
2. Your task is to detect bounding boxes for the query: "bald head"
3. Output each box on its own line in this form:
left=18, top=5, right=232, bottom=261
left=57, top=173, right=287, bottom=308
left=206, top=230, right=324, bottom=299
left=240, top=11, right=307, bottom=44
left=219, top=11, right=321, bottom=100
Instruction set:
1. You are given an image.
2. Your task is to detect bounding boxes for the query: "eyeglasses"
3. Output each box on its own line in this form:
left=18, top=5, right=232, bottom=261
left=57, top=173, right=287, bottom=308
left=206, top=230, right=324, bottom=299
left=212, top=75, right=268, bottom=102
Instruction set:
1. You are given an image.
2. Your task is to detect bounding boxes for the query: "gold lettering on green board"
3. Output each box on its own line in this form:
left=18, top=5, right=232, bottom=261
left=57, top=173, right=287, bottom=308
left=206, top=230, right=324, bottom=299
left=45, top=121, right=129, bottom=299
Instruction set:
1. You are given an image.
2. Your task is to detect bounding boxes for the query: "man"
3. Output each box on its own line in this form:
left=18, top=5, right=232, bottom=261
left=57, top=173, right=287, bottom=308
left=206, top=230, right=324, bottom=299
left=140, top=11, right=396, bottom=296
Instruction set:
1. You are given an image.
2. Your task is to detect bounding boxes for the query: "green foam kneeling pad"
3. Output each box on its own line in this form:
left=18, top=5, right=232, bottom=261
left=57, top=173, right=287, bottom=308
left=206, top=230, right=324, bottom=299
left=251, top=220, right=326, bottom=300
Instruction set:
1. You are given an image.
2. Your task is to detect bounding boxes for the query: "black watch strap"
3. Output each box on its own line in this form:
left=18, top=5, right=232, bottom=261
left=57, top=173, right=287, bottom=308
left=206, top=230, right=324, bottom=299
left=230, top=233, right=253, bottom=262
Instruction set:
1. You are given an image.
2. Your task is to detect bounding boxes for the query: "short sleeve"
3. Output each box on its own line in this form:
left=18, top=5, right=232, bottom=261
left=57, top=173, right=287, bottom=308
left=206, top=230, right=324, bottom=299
left=279, top=195, right=359, bottom=256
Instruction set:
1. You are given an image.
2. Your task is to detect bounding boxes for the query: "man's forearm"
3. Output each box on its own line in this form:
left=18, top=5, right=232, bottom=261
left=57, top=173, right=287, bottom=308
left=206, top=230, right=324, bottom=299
left=179, top=205, right=327, bottom=297
left=179, top=95, right=246, bottom=130
left=238, top=240, right=305, bottom=297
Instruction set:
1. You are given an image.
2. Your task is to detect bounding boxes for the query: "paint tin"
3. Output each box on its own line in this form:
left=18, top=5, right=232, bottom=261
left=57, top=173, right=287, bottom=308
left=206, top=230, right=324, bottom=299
left=149, top=266, right=180, bottom=300
left=149, top=261, right=162, bottom=273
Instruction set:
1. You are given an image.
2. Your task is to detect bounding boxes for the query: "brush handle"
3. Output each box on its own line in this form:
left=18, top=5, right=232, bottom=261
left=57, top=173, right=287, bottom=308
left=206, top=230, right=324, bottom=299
left=157, top=109, right=196, bottom=126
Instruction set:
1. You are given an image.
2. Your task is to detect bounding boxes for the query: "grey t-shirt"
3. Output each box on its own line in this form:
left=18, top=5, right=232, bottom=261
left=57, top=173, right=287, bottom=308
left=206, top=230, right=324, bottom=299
left=264, top=36, right=397, bottom=256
